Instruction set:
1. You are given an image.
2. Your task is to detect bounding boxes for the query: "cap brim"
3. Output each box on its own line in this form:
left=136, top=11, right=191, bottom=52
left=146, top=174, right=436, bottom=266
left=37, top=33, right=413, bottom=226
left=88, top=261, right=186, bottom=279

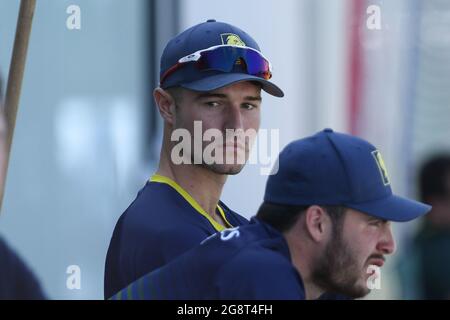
left=180, top=73, right=284, bottom=97
left=347, top=194, right=431, bottom=222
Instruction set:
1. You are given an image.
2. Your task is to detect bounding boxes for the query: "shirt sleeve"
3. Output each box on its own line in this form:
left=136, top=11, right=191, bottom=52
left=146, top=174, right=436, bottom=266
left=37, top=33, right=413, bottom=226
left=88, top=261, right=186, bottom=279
left=0, top=237, right=46, bottom=300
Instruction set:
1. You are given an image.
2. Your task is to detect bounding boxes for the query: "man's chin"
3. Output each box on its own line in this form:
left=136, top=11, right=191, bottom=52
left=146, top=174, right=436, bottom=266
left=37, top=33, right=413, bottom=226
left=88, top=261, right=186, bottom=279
left=350, top=286, right=371, bottom=299
left=321, top=274, right=371, bottom=300
left=202, top=163, right=246, bottom=175
left=337, top=280, right=371, bottom=299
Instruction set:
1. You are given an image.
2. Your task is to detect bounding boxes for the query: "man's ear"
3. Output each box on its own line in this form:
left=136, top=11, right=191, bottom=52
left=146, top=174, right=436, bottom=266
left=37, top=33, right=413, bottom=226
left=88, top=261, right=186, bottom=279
left=154, top=87, right=177, bottom=126
left=304, top=205, right=332, bottom=242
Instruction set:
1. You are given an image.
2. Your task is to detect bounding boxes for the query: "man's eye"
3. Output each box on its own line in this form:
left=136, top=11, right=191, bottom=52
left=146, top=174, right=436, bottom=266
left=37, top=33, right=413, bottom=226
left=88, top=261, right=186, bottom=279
left=369, top=220, right=383, bottom=227
left=242, top=103, right=257, bottom=110
left=205, top=101, right=220, bottom=107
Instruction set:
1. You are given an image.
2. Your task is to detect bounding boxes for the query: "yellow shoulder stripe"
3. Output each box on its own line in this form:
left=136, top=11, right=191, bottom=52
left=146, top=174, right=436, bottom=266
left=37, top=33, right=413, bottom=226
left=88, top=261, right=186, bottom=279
left=150, top=174, right=233, bottom=232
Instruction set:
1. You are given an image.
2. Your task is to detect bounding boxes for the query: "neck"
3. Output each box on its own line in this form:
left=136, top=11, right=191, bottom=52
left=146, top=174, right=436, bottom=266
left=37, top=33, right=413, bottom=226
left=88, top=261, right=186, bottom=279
left=285, top=232, right=325, bottom=300
left=157, top=137, right=227, bottom=221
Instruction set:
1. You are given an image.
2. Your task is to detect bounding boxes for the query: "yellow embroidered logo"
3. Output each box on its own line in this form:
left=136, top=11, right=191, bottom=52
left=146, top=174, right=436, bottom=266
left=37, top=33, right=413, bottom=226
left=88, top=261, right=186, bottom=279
left=372, top=150, right=390, bottom=186
left=220, top=33, right=246, bottom=46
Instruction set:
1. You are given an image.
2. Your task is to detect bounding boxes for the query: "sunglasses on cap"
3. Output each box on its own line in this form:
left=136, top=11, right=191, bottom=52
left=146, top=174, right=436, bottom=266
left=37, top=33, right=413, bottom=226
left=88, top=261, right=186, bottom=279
left=160, top=44, right=273, bottom=86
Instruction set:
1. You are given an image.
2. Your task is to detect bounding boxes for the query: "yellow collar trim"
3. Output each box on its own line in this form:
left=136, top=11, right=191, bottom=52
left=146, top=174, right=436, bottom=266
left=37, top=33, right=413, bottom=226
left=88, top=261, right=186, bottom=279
left=150, top=174, right=232, bottom=232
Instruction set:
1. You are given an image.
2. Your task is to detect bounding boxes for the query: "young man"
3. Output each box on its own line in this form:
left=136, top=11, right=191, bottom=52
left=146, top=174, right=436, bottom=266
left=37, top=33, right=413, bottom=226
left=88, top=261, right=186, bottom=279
left=111, top=129, right=431, bottom=300
left=104, top=20, right=284, bottom=298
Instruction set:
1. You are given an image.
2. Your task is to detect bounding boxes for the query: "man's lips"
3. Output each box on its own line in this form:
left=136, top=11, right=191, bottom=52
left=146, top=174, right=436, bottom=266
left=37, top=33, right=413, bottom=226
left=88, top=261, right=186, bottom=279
left=368, top=257, right=385, bottom=268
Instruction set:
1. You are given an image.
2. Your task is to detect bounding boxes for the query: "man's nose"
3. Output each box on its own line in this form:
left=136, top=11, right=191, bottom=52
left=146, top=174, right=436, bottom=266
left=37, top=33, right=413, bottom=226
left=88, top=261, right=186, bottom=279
left=377, top=224, right=396, bottom=255
left=225, top=104, right=244, bottom=130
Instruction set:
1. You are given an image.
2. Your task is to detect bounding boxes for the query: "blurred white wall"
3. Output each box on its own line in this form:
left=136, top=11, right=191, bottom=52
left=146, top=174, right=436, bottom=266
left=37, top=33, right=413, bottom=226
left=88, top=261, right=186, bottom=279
left=0, top=0, right=152, bottom=299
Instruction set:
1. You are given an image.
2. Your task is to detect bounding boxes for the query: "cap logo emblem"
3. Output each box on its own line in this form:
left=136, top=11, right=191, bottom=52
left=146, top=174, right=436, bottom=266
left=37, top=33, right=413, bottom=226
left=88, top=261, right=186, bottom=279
left=220, top=33, right=246, bottom=46
left=372, top=150, right=390, bottom=186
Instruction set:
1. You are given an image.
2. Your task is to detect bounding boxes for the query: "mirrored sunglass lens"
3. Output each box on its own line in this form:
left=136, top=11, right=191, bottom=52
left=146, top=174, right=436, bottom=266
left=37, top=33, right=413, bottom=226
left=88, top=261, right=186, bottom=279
left=243, top=50, right=271, bottom=79
left=199, top=47, right=271, bottom=79
left=198, top=47, right=236, bottom=72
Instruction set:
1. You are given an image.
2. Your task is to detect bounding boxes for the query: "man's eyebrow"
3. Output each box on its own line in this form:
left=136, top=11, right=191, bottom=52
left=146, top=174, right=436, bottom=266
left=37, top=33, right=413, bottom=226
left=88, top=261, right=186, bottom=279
left=244, top=96, right=262, bottom=102
left=367, top=216, right=389, bottom=224
left=195, top=93, right=227, bottom=100
left=194, top=93, right=262, bottom=101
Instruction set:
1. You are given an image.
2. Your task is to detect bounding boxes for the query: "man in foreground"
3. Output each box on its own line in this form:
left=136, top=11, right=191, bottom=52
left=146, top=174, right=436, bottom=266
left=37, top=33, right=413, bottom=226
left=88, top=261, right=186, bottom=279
left=104, top=19, right=284, bottom=298
left=112, top=129, right=431, bottom=300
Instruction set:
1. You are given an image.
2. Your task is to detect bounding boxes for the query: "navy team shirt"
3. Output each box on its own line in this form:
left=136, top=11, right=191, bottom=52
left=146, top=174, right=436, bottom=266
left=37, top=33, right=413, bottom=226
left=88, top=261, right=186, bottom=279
left=104, top=174, right=249, bottom=299
left=111, top=218, right=307, bottom=300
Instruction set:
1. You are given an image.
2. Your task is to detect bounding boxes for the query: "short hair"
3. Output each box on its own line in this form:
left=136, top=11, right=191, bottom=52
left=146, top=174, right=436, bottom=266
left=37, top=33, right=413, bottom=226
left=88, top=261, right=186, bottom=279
left=419, top=154, right=450, bottom=201
left=256, top=202, right=346, bottom=233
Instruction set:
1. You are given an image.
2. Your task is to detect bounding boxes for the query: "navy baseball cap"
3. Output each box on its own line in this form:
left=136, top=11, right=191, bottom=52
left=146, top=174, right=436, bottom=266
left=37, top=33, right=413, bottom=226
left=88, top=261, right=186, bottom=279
left=264, top=129, right=431, bottom=222
left=159, top=19, right=284, bottom=97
